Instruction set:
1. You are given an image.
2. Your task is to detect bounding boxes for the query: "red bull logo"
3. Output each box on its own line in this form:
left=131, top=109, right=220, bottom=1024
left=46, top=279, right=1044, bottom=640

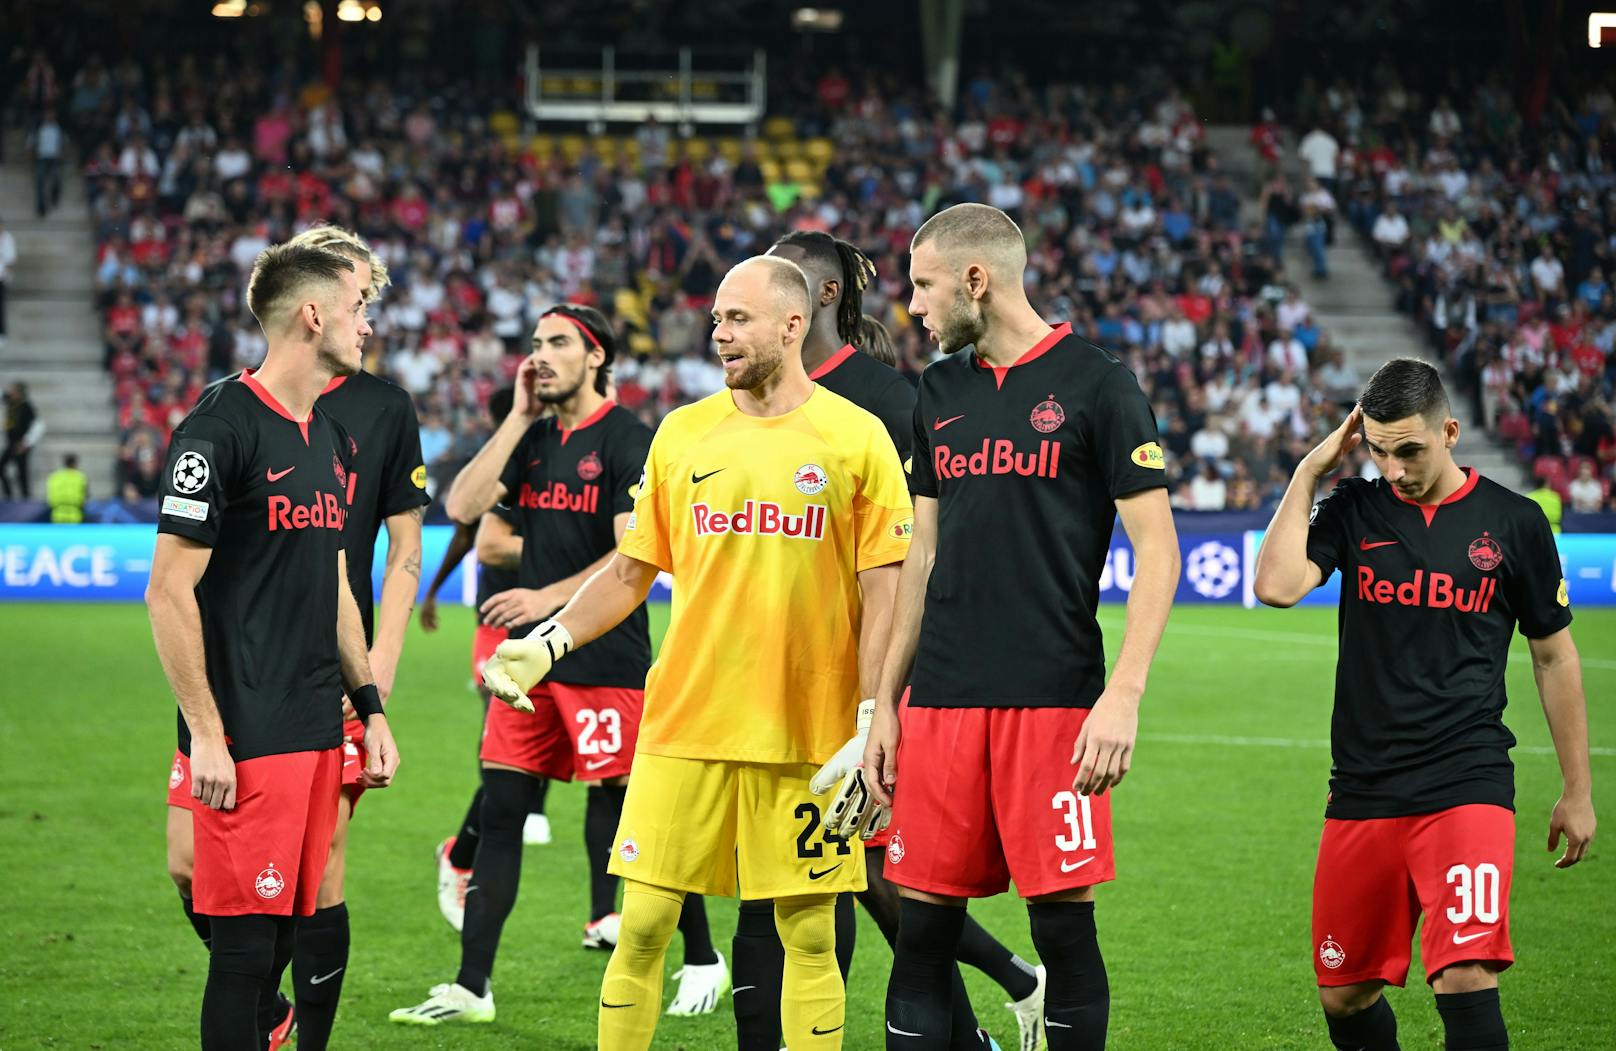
left=794, top=463, right=828, bottom=495
left=692, top=501, right=827, bottom=540
left=518, top=481, right=601, bottom=514
left=267, top=492, right=347, bottom=531
left=934, top=439, right=1062, bottom=480
left=1356, top=567, right=1498, bottom=613
left=1030, top=396, right=1065, bottom=433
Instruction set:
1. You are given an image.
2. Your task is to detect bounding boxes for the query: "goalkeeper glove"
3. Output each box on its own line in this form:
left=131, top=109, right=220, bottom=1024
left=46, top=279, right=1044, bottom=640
left=810, top=699, right=889, bottom=840
left=482, top=620, right=573, bottom=711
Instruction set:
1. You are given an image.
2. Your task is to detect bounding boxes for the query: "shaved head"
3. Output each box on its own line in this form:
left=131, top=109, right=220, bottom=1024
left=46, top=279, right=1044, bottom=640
left=911, top=203, right=1028, bottom=276
left=729, top=254, right=813, bottom=318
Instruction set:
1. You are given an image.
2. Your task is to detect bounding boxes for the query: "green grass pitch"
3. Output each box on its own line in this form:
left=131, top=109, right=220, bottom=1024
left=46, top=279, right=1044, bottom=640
left=0, top=602, right=1611, bottom=1049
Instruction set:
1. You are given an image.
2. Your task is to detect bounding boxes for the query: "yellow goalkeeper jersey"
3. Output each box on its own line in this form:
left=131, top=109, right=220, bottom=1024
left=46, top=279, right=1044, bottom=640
left=619, top=385, right=912, bottom=765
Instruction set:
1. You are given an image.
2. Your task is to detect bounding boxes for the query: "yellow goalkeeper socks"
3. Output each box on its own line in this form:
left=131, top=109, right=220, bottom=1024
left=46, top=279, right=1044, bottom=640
left=776, top=894, right=845, bottom=1048
left=598, top=881, right=684, bottom=1051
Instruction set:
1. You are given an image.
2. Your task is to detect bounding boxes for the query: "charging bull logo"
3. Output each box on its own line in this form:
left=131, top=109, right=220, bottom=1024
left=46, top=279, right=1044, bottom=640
left=795, top=464, right=828, bottom=495
left=577, top=452, right=603, bottom=481
left=332, top=453, right=347, bottom=490
left=1030, top=396, right=1065, bottom=434
left=1468, top=534, right=1503, bottom=571
left=255, top=864, right=286, bottom=900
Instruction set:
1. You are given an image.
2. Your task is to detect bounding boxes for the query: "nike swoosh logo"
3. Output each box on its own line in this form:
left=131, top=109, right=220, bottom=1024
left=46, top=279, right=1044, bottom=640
left=266, top=466, right=295, bottom=482
left=813, top=1024, right=845, bottom=1035
left=732, top=986, right=757, bottom=994
left=1060, top=856, right=1096, bottom=873
left=1452, top=929, right=1494, bottom=945
left=528, top=459, right=543, bottom=468
left=1046, top=1019, right=1073, bottom=1028
left=1359, top=538, right=1398, bottom=550
left=888, top=1022, right=925, bottom=1037
left=309, top=967, right=344, bottom=985
left=691, top=469, right=725, bottom=484
left=585, top=757, right=615, bottom=771
left=808, top=863, right=843, bottom=880
left=601, top=1000, right=635, bottom=1009
left=933, top=414, right=965, bottom=431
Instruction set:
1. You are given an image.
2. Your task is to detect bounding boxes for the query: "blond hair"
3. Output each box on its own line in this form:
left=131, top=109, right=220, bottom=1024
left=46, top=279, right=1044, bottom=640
left=287, top=224, right=390, bottom=302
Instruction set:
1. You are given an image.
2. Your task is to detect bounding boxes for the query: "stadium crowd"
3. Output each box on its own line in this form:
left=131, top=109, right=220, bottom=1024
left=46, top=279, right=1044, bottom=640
left=1272, top=68, right=1616, bottom=511
left=25, top=48, right=1364, bottom=509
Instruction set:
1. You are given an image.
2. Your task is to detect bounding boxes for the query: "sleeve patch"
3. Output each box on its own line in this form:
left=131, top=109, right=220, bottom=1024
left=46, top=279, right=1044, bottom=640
left=1129, top=442, right=1166, bottom=469
left=162, top=495, right=210, bottom=522
left=171, top=451, right=212, bottom=493
left=1557, top=578, right=1570, bottom=607
left=890, top=518, right=913, bottom=539
left=411, top=465, right=427, bottom=489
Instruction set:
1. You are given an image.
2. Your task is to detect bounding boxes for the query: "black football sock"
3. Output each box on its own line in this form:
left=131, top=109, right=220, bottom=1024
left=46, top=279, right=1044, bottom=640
left=834, top=890, right=857, bottom=980
left=585, top=784, right=627, bottom=921
left=201, top=913, right=286, bottom=1051
left=678, top=893, right=719, bottom=966
left=291, top=902, right=350, bottom=1050
left=531, top=774, right=550, bottom=814
left=1324, top=994, right=1400, bottom=1050
left=447, top=785, right=484, bottom=870
left=259, top=917, right=296, bottom=1040
left=1436, top=988, right=1507, bottom=1050
left=456, top=769, right=540, bottom=996
left=732, top=898, right=785, bottom=1051
left=1029, top=900, right=1108, bottom=1051
left=886, top=898, right=966, bottom=1050
left=957, top=913, right=1039, bottom=1001
left=859, top=847, right=903, bottom=946
left=181, top=894, right=212, bottom=950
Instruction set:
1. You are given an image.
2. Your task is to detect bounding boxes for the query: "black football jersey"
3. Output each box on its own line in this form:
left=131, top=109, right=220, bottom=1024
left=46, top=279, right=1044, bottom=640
left=1306, top=470, right=1572, bottom=819
left=908, top=324, right=1168, bottom=708
left=317, top=370, right=431, bottom=643
left=498, top=402, right=653, bottom=688
left=810, top=343, right=917, bottom=464
left=156, top=373, right=353, bottom=761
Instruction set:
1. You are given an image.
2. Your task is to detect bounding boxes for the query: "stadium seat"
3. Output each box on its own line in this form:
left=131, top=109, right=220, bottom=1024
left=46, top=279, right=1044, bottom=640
left=489, top=111, right=520, bottom=138
left=805, top=137, right=835, bottom=164
left=762, top=115, right=796, bottom=140
left=681, top=138, right=711, bottom=162
left=614, top=288, right=650, bottom=331
left=785, top=159, right=815, bottom=184
left=773, top=139, right=803, bottom=162
left=715, top=137, right=743, bottom=162
left=628, top=332, right=657, bottom=357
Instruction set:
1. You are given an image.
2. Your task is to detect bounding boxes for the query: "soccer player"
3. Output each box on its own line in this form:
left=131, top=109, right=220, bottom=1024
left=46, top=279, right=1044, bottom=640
left=480, top=254, right=912, bottom=1050
left=1252, top=359, right=1596, bottom=1051
left=421, top=387, right=553, bottom=933
left=862, top=204, right=1181, bottom=1051
left=148, top=242, right=399, bottom=1050
left=164, top=224, right=428, bottom=1050
left=391, top=304, right=722, bottom=1026
left=731, top=230, right=1045, bottom=1051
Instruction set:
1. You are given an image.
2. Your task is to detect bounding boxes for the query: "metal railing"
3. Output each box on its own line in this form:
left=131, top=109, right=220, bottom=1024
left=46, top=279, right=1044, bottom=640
left=524, top=45, right=767, bottom=126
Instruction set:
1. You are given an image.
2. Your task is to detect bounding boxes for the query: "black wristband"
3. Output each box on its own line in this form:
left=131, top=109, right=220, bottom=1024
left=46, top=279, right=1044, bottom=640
left=350, top=683, right=383, bottom=721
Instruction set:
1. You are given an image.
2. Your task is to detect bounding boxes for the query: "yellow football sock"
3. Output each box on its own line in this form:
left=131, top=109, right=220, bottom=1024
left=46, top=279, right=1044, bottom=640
left=776, top=894, right=844, bottom=1049
left=599, top=881, right=684, bottom=1051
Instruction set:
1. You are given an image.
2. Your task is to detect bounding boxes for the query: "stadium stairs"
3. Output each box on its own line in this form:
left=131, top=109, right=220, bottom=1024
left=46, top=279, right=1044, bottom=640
left=0, top=129, right=117, bottom=492
left=1204, top=126, right=1523, bottom=490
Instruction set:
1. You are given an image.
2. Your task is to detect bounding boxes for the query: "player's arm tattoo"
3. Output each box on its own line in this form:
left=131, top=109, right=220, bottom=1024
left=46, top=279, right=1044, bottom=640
left=401, top=506, right=426, bottom=579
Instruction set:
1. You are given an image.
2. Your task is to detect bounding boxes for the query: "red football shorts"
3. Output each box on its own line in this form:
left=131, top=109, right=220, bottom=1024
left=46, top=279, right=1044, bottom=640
left=190, top=748, right=342, bottom=917
left=472, top=623, right=509, bottom=681
left=883, top=704, right=1114, bottom=898
left=172, top=725, right=367, bottom=812
left=1312, top=803, right=1515, bottom=986
left=480, top=681, right=643, bottom=781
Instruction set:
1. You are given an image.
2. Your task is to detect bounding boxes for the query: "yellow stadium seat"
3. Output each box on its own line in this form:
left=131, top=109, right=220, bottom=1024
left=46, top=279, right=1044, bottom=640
left=682, top=138, right=711, bottom=161
left=629, top=332, right=658, bottom=357
left=760, top=160, right=782, bottom=183
left=773, top=139, right=803, bottom=162
left=569, top=76, right=600, bottom=98
left=558, top=135, right=587, bottom=159
left=528, top=133, right=554, bottom=154
left=691, top=80, right=719, bottom=100
left=489, top=111, right=519, bottom=137
left=762, top=115, right=795, bottom=140
left=716, top=137, right=743, bottom=162
left=805, top=137, right=835, bottom=164
left=614, top=288, right=650, bottom=330
left=540, top=77, right=568, bottom=97
left=785, top=159, right=815, bottom=183
left=797, top=183, right=822, bottom=200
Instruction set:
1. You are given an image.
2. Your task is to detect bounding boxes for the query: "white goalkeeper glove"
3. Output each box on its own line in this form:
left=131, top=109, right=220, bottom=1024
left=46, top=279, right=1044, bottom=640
left=482, top=620, right=573, bottom=711
left=810, top=699, right=889, bottom=841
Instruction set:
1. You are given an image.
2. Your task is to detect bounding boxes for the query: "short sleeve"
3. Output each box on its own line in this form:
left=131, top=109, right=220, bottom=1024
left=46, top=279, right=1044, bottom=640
left=608, top=423, right=653, bottom=516
left=378, top=397, right=431, bottom=518
left=907, top=396, right=937, bottom=498
left=1305, top=479, right=1355, bottom=580
left=853, top=419, right=913, bottom=572
left=1090, top=366, right=1168, bottom=498
left=156, top=413, right=241, bottom=547
left=1506, top=503, right=1573, bottom=639
left=617, top=427, right=674, bottom=572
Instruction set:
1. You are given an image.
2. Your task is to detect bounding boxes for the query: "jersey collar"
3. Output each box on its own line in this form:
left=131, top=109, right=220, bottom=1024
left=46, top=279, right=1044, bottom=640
left=973, top=322, right=1071, bottom=390
left=239, top=369, right=312, bottom=445
left=559, top=399, right=615, bottom=445
left=321, top=374, right=349, bottom=395
left=807, top=343, right=858, bottom=381
left=1391, top=466, right=1479, bottom=526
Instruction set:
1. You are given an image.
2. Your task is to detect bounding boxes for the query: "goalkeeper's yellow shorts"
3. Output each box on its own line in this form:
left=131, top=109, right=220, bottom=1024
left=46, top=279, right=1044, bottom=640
left=608, top=752, right=866, bottom=899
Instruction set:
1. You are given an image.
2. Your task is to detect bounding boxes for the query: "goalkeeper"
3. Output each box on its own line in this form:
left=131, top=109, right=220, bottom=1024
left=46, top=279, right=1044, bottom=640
left=485, top=255, right=906, bottom=1051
